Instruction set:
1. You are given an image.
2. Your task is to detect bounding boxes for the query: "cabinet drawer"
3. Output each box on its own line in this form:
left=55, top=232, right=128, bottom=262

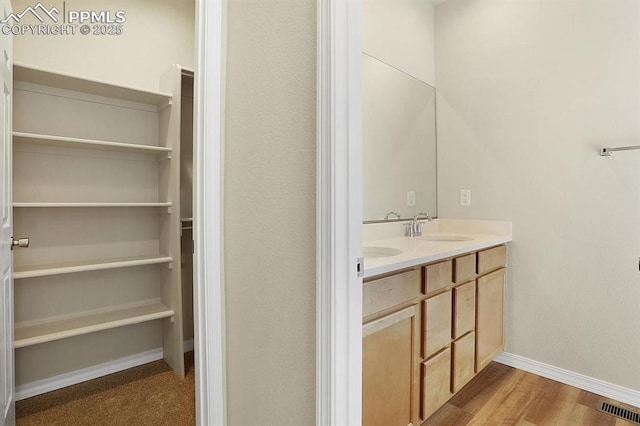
left=421, top=347, right=452, bottom=420
left=476, top=245, right=507, bottom=275
left=363, top=269, right=421, bottom=318
left=452, top=332, right=475, bottom=393
left=424, top=260, right=452, bottom=294
left=452, top=281, right=475, bottom=339
left=453, top=254, right=476, bottom=283
left=422, top=291, right=452, bottom=359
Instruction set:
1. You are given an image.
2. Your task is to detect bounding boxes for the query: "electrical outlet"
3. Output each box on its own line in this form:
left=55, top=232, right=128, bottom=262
left=407, top=191, right=416, bottom=207
left=460, top=189, right=471, bottom=206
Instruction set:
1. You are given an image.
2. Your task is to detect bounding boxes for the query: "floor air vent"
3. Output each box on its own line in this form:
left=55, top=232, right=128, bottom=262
left=599, top=401, right=640, bottom=424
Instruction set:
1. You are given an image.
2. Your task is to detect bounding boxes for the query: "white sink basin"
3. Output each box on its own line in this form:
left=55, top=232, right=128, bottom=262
left=363, top=246, right=402, bottom=259
left=421, top=235, right=474, bottom=242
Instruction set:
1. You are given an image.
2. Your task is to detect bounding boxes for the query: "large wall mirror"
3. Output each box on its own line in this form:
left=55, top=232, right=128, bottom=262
left=362, top=53, right=437, bottom=222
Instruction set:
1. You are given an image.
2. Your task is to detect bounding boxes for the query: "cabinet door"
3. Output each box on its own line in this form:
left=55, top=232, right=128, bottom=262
left=452, top=332, right=475, bottom=393
left=422, top=291, right=452, bottom=359
left=363, top=306, right=417, bottom=426
left=476, top=268, right=505, bottom=372
left=421, top=347, right=452, bottom=420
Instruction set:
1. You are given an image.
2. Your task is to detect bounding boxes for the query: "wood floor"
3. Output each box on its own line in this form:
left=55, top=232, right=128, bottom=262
left=425, top=362, right=638, bottom=425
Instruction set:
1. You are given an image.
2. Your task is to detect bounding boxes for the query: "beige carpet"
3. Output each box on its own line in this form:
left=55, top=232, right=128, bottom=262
left=16, top=352, right=195, bottom=426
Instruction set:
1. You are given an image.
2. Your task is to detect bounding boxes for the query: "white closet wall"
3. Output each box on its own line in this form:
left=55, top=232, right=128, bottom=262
left=12, top=0, right=196, bottom=93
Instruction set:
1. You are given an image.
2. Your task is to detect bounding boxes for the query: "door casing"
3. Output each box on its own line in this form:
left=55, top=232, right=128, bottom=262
left=0, top=0, right=14, bottom=423
left=316, top=0, right=364, bottom=424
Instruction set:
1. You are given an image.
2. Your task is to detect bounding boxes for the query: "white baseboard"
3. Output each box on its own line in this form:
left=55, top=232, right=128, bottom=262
left=495, top=352, right=640, bottom=409
left=16, top=348, right=163, bottom=401
left=183, top=338, right=194, bottom=352
left=17, top=339, right=196, bottom=401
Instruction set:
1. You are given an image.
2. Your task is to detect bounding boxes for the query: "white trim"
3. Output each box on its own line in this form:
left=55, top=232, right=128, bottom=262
left=316, top=0, right=363, bottom=424
left=16, top=340, right=196, bottom=401
left=495, top=352, right=640, bottom=409
left=16, top=348, right=163, bottom=401
left=183, top=338, right=195, bottom=353
left=194, top=1, right=226, bottom=426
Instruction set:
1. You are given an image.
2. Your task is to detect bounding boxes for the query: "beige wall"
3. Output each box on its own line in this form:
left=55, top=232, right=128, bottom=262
left=12, top=0, right=195, bottom=92
left=224, top=0, right=317, bottom=424
left=362, top=0, right=435, bottom=85
left=436, top=0, right=640, bottom=391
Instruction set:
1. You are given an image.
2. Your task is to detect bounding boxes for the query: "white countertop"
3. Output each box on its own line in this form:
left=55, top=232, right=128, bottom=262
left=363, top=219, right=512, bottom=279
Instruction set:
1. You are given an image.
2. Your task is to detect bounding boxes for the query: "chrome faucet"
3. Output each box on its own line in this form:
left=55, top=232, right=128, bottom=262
left=405, top=212, right=433, bottom=237
left=384, top=211, right=401, bottom=220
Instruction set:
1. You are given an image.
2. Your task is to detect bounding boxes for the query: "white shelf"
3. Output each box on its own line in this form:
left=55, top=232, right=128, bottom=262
left=11, top=64, right=187, bottom=384
left=14, top=62, right=172, bottom=107
left=14, top=202, right=172, bottom=208
left=14, top=132, right=172, bottom=156
left=14, top=302, right=174, bottom=349
left=14, top=255, right=173, bottom=279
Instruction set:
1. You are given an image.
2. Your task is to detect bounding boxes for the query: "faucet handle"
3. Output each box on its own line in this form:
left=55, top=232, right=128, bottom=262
left=384, top=211, right=401, bottom=221
left=415, top=212, right=433, bottom=222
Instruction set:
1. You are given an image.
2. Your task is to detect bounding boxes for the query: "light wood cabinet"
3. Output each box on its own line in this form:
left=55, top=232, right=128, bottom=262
left=421, top=347, right=451, bottom=420
left=363, top=268, right=421, bottom=319
left=453, top=253, right=476, bottom=284
left=12, top=64, right=186, bottom=388
left=363, top=306, right=418, bottom=426
left=452, top=331, right=475, bottom=393
left=423, top=260, right=452, bottom=294
left=476, top=268, right=505, bottom=373
left=477, top=245, right=507, bottom=275
left=422, top=291, right=451, bottom=359
left=453, top=281, right=475, bottom=339
left=363, top=244, right=507, bottom=424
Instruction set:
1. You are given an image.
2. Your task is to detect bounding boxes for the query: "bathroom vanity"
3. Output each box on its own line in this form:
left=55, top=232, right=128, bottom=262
left=362, top=219, right=512, bottom=425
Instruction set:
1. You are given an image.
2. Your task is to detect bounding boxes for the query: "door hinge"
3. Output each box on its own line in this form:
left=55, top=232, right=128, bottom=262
left=357, top=257, right=364, bottom=278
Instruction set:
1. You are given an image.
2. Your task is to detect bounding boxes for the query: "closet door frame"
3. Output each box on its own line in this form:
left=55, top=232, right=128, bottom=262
left=316, top=0, right=363, bottom=425
left=194, top=1, right=226, bottom=425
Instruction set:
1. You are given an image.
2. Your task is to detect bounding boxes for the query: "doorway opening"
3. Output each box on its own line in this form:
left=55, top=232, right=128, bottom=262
left=5, top=1, right=224, bottom=424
